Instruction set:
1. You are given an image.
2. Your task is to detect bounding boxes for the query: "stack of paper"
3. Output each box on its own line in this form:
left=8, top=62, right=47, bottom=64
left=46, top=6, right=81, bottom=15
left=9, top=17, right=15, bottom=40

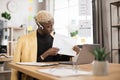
left=53, top=33, right=77, bottom=56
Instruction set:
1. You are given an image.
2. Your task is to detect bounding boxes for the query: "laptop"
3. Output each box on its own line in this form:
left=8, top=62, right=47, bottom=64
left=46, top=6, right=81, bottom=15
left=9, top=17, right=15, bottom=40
left=59, top=44, right=100, bottom=65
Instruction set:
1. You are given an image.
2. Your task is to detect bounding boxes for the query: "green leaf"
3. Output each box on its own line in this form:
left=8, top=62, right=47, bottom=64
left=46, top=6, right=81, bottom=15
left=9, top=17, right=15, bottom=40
left=93, top=50, right=99, bottom=60
left=1, top=11, right=11, bottom=20
left=91, top=47, right=109, bottom=61
left=103, top=52, right=110, bottom=60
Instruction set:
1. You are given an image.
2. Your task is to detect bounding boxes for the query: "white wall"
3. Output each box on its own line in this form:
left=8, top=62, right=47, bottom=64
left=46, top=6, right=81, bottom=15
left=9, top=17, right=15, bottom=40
left=0, top=0, right=46, bottom=28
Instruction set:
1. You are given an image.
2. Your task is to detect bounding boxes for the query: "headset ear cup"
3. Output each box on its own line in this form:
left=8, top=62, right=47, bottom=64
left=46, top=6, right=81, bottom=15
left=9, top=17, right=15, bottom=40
left=38, top=22, right=44, bottom=30
left=40, top=25, right=44, bottom=30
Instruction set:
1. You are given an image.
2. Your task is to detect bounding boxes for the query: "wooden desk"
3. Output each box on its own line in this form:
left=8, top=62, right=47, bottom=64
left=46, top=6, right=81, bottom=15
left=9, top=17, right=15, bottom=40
left=8, top=63, right=120, bottom=80
left=0, top=57, right=13, bottom=62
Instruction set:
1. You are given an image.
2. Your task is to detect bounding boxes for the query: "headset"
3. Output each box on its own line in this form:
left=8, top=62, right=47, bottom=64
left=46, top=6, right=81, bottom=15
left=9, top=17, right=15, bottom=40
left=38, top=22, right=44, bottom=30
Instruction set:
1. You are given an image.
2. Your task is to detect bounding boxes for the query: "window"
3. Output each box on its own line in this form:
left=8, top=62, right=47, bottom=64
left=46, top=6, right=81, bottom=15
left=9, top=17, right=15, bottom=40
left=53, top=0, right=93, bottom=45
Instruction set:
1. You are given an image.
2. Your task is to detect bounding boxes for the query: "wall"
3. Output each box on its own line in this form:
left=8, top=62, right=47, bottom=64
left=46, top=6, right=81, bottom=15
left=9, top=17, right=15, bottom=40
left=0, top=0, right=46, bottom=29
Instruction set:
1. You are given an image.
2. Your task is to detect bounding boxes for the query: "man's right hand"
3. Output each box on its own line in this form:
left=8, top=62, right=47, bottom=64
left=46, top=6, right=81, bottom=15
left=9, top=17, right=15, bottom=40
left=40, top=47, right=59, bottom=60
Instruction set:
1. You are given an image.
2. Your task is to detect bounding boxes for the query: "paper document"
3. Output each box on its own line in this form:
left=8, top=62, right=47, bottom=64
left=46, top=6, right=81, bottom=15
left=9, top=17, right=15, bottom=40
left=38, top=68, right=92, bottom=77
left=16, top=62, right=58, bottom=66
left=53, top=34, right=77, bottom=56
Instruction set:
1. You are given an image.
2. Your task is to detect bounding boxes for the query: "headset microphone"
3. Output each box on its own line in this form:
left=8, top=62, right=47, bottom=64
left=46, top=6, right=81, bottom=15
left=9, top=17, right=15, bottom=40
left=38, top=23, right=44, bottom=30
left=40, top=25, right=44, bottom=30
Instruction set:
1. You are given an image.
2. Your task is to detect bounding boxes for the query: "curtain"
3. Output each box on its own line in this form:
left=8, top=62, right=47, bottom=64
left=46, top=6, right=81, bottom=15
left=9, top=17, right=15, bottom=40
left=92, top=0, right=110, bottom=60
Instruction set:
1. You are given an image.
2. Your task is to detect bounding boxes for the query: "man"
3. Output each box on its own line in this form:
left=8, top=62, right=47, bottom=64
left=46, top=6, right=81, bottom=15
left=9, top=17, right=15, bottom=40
left=11, top=10, right=80, bottom=80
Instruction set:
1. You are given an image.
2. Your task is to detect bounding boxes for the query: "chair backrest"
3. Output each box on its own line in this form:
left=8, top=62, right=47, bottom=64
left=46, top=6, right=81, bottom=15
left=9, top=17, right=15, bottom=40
left=75, top=44, right=100, bottom=64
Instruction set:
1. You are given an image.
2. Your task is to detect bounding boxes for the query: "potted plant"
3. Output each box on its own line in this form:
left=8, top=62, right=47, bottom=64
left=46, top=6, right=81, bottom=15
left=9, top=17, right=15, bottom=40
left=92, top=47, right=109, bottom=76
left=1, top=11, right=11, bottom=20
left=0, top=11, right=11, bottom=28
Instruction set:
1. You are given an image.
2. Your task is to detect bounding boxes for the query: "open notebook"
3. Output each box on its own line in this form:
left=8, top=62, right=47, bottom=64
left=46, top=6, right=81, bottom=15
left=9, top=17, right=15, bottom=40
left=59, top=44, right=100, bottom=65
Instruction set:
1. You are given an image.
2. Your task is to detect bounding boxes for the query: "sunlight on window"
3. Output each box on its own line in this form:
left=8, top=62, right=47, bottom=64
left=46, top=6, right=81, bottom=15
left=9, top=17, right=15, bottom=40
left=54, top=0, right=93, bottom=45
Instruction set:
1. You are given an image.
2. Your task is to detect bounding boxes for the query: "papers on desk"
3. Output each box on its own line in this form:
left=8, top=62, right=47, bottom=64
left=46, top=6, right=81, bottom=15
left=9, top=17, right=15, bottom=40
left=38, top=68, right=92, bottom=77
left=16, top=62, right=58, bottom=66
left=53, top=33, right=77, bottom=56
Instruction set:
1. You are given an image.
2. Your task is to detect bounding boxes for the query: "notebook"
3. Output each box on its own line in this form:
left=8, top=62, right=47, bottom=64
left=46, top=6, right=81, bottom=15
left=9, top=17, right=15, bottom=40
left=16, top=62, right=59, bottom=66
left=59, top=44, right=100, bottom=65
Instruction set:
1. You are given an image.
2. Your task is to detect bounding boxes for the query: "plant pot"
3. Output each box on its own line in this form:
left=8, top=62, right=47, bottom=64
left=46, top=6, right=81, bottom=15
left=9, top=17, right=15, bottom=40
left=93, top=61, right=108, bottom=76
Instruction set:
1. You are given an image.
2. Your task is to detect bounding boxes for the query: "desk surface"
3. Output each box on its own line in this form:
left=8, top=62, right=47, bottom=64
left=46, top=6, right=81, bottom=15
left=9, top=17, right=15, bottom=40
left=0, top=57, right=13, bottom=62
left=8, top=62, right=120, bottom=80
